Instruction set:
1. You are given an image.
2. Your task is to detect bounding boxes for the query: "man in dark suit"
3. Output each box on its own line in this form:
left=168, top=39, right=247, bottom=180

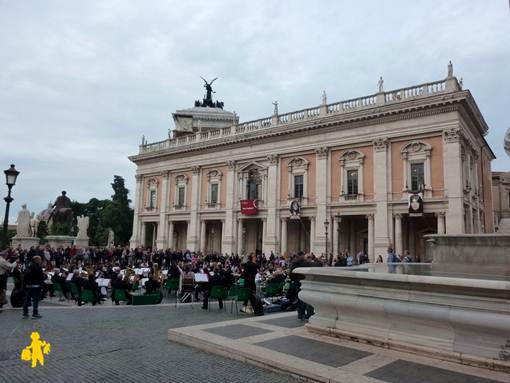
left=241, top=254, right=263, bottom=316
left=23, top=255, right=45, bottom=318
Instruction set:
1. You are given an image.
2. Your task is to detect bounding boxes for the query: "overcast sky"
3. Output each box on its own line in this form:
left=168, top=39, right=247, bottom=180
left=1, top=0, right=509, bottom=221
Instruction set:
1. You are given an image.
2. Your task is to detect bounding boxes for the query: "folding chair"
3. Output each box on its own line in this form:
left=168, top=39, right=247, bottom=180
left=208, top=286, right=228, bottom=311
left=177, top=277, right=195, bottom=308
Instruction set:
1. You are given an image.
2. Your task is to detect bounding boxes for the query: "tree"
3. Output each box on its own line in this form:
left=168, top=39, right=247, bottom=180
left=68, top=176, right=133, bottom=246
left=36, top=221, right=49, bottom=243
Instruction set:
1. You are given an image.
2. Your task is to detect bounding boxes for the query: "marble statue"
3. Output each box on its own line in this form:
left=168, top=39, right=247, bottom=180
left=15, top=204, right=32, bottom=237
left=107, top=229, right=115, bottom=247
left=76, top=215, right=89, bottom=239
left=272, top=101, right=278, bottom=116
left=447, top=60, right=453, bottom=78
left=378, top=76, right=384, bottom=92
left=30, top=213, right=39, bottom=238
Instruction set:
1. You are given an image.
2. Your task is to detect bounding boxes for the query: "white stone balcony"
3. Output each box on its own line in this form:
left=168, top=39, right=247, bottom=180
left=137, top=77, right=464, bottom=156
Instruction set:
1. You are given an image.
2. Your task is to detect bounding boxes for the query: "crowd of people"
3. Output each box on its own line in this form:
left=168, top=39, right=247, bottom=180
left=0, top=244, right=417, bottom=319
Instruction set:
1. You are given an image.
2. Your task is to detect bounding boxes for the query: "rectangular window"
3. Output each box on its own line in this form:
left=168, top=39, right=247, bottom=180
left=149, top=190, right=156, bottom=209
left=210, top=183, right=218, bottom=205
left=177, top=186, right=185, bottom=207
left=347, top=169, right=358, bottom=195
left=411, top=162, right=425, bottom=192
left=247, top=181, right=259, bottom=200
left=294, top=175, right=304, bottom=198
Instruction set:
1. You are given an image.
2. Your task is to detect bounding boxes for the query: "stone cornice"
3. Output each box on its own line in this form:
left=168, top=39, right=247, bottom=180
left=129, top=92, right=479, bottom=163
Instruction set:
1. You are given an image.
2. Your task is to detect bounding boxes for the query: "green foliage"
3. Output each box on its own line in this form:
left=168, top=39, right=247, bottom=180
left=50, top=223, right=72, bottom=236
left=36, top=221, right=49, bottom=241
left=69, top=175, right=133, bottom=246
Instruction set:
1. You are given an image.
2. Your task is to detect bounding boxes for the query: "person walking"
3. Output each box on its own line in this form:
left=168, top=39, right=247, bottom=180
left=23, top=255, right=45, bottom=319
left=0, top=250, right=16, bottom=309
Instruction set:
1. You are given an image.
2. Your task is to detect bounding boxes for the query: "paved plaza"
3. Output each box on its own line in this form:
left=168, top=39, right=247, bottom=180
left=169, top=312, right=510, bottom=383
left=0, top=303, right=298, bottom=383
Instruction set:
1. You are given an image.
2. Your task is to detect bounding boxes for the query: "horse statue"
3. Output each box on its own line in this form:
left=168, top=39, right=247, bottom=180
left=48, top=191, right=74, bottom=228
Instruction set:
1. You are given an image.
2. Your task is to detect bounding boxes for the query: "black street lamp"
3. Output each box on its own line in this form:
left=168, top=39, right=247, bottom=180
left=2, top=164, right=20, bottom=249
left=324, top=219, right=329, bottom=262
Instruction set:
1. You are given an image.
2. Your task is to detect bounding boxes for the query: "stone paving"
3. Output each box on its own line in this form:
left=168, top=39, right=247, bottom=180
left=169, top=312, right=510, bottom=383
left=0, top=304, right=300, bottom=383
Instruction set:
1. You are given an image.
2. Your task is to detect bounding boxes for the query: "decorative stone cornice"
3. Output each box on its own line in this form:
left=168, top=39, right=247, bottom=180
left=315, top=147, right=329, bottom=158
left=135, top=174, right=143, bottom=182
left=443, top=127, right=462, bottom=143
left=266, top=154, right=279, bottom=165
left=373, top=137, right=389, bottom=152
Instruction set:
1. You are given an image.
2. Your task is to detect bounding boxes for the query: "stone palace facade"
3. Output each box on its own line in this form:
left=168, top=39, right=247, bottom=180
left=129, top=63, right=494, bottom=261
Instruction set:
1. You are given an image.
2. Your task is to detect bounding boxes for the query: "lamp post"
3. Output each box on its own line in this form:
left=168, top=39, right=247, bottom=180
left=324, top=219, right=329, bottom=262
left=2, top=164, right=20, bottom=249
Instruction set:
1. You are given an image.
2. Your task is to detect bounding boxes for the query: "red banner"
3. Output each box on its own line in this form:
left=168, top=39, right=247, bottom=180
left=240, top=199, right=258, bottom=215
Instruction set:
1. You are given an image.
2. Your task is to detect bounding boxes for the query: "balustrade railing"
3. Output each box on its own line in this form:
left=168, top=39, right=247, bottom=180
left=139, top=78, right=452, bottom=154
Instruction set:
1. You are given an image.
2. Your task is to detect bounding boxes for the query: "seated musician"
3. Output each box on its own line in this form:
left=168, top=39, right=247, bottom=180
left=70, top=270, right=83, bottom=306
left=144, top=274, right=163, bottom=303
left=82, top=273, right=101, bottom=305
left=111, top=274, right=131, bottom=305
left=51, top=268, right=69, bottom=300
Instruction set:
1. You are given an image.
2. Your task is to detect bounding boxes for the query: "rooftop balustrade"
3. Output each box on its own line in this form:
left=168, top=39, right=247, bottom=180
left=139, top=78, right=453, bottom=155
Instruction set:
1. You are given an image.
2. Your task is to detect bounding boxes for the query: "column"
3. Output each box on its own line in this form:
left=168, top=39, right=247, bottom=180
left=263, top=154, right=279, bottom=255
left=443, top=128, right=465, bottom=234
left=237, top=218, right=244, bottom=255
left=187, top=166, right=201, bottom=250
left=168, top=221, right=174, bottom=250
left=372, top=138, right=391, bottom=256
left=280, top=218, right=287, bottom=257
left=436, top=212, right=445, bottom=234
left=332, top=216, right=339, bottom=256
left=140, top=222, right=146, bottom=248
left=222, top=160, right=236, bottom=254
left=394, top=213, right=403, bottom=256
left=130, top=175, right=143, bottom=248
left=156, top=172, right=169, bottom=250
left=314, top=147, right=329, bottom=254
left=349, top=220, right=355, bottom=256
left=199, top=220, right=206, bottom=254
left=310, top=217, right=315, bottom=254
left=367, top=214, right=374, bottom=262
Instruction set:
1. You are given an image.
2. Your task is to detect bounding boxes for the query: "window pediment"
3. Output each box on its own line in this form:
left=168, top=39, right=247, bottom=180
left=288, top=157, right=309, bottom=171
left=401, top=141, right=432, bottom=159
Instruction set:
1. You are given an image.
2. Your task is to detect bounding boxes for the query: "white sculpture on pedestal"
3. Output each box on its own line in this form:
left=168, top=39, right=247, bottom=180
left=30, top=213, right=39, bottom=237
left=76, top=215, right=89, bottom=239
left=15, top=204, right=32, bottom=238
left=107, top=229, right=115, bottom=247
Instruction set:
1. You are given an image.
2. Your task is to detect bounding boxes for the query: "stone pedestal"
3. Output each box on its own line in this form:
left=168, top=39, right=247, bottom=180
left=74, top=237, right=89, bottom=248
left=11, top=236, right=40, bottom=250
left=46, top=235, right=75, bottom=249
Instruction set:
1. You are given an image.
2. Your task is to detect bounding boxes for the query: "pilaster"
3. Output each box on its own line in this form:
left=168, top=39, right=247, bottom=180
left=314, top=147, right=329, bottom=254
left=263, top=154, right=279, bottom=255
left=129, top=174, right=143, bottom=248
left=156, top=172, right=169, bottom=249
left=372, top=138, right=391, bottom=256
left=222, top=160, right=236, bottom=254
left=443, top=128, right=464, bottom=234
left=186, top=165, right=201, bottom=250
